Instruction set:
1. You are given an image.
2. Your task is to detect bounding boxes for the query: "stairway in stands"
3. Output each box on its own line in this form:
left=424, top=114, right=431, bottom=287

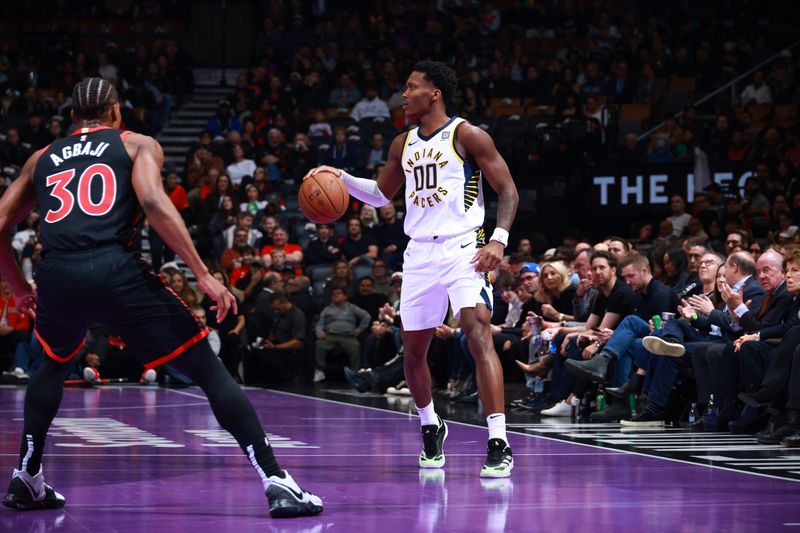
left=145, top=71, right=239, bottom=276
left=157, top=85, right=230, bottom=175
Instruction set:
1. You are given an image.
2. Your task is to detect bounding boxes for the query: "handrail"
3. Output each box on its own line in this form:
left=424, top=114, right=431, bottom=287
left=636, top=39, right=800, bottom=142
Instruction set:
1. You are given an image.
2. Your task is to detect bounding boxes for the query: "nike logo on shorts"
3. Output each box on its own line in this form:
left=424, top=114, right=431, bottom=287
left=460, top=242, right=473, bottom=248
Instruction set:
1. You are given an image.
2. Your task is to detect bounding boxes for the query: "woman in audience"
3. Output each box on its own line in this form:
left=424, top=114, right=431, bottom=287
left=322, top=259, right=355, bottom=303
left=169, top=270, right=203, bottom=307
left=208, top=195, right=238, bottom=238
left=532, top=261, right=577, bottom=323
left=663, top=247, right=691, bottom=294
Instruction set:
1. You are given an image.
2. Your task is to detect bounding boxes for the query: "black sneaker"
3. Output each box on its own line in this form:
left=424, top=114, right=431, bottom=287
left=620, top=408, right=665, bottom=427
left=3, top=468, right=65, bottom=511
left=266, top=470, right=323, bottom=518
left=419, top=416, right=448, bottom=468
left=480, top=439, right=513, bottom=478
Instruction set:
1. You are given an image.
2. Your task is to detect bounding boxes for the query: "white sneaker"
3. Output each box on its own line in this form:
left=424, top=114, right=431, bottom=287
left=83, top=367, right=101, bottom=383
left=266, top=470, right=323, bottom=518
left=141, top=368, right=157, bottom=383
left=642, top=336, right=685, bottom=357
left=540, top=400, right=572, bottom=417
left=12, top=367, right=27, bottom=378
left=313, top=369, right=326, bottom=383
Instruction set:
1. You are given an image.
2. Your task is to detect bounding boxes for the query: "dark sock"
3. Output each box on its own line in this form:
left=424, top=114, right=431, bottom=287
left=646, top=403, right=665, bottom=416
left=18, top=358, right=73, bottom=474
left=663, top=335, right=681, bottom=344
left=630, top=373, right=644, bottom=388
left=172, top=343, right=282, bottom=478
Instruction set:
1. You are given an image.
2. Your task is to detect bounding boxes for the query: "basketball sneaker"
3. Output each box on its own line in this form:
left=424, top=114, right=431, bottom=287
left=3, top=468, right=65, bottom=511
left=266, top=470, right=323, bottom=518
left=419, top=416, right=448, bottom=468
left=83, top=367, right=101, bottom=383
left=480, top=439, right=513, bottom=478
left=140, top=368, right=157, bottom=384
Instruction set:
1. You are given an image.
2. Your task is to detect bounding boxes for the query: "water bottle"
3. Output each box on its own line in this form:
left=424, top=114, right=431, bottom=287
left=579, top=393, right=592, bottom=422
left=539, top=331, right=551, bottom=356
left=570, top=396, right=579, bottom=420
left=688, top=403, right=699, bottom=425
left=596, top=386, right=606, bottom=411
left=528, top=315, right=542, bottom=337
left=706, top=395, right=718, bottom=425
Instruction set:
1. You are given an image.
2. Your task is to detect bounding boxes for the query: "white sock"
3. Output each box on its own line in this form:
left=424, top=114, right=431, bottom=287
left=487, top=413, right=507, bottom=443
left=416, top=401, right=439, bottom=426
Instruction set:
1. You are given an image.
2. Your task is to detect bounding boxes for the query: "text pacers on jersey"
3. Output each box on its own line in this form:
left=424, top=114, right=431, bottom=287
left=405, top=148, right=451, bottom=208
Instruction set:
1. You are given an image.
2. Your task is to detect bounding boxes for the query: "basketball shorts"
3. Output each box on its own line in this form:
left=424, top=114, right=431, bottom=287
left=33, top=244, right=208, bottom=369
left=400, top=231, right=493, bottom=331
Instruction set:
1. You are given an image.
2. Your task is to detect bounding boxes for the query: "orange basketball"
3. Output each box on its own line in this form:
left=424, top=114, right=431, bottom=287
left=298, top=170, right=350, bottom=223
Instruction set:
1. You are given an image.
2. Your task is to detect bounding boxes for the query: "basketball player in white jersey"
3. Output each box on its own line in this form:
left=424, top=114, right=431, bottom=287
left=306, top=60, right=519, bottom=477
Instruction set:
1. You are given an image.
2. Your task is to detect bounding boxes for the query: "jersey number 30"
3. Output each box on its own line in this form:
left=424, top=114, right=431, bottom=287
left=44, top=164, right=117, bottom=223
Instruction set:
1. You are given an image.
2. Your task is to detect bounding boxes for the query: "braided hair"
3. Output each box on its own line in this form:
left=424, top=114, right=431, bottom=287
left=71, top=77, right=119, bottom=121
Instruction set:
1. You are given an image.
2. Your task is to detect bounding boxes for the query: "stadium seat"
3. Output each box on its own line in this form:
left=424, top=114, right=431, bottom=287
left=353, top=264, right=372, bottom=282
left=308, top=264, right=332, bottom=284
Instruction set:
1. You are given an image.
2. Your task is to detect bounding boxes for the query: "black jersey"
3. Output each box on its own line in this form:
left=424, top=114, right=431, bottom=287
left=34, top=126, right=141, bottom=252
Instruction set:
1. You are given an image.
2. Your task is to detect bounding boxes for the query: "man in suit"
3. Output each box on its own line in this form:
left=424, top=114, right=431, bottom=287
left=688, top=251, right=792, bottom=430
left=623, top=251, right=765, bottom=426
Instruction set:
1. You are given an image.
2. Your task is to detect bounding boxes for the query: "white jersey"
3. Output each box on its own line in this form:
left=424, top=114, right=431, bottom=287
left=400, top=116, right=485, bottom=242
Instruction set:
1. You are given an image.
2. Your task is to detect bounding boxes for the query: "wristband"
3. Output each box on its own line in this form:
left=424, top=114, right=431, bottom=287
left=490, top=227, right=509, bottom=247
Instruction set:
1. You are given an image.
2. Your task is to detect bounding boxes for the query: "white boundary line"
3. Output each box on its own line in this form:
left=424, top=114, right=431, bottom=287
left=258, top=388, right=800, bottom=485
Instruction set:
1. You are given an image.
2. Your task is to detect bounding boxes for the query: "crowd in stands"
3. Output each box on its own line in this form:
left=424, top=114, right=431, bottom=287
left=4, top=2, right=800, bottom=444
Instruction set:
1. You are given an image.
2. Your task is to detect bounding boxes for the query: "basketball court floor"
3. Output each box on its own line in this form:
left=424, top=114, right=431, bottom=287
left=1, top=383, right=799, bottom=531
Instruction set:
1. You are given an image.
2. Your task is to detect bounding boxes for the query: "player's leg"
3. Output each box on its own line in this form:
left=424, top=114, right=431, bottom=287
left=4, top=248, right=90, bottom=512
left=458, top=304, right=513, bottom=478
left=167, top=342, right=322, bottom=517
left=111, top=254, right=320, bottom=518
left=400, top=263, right=450, bottom=468
left=3, top=357, right=74, bottom=511
left=3, top=325, right=87, bottom=512
left=402, top=327, right=449, bottom=467
left=459, top=305, right=505, bottom=414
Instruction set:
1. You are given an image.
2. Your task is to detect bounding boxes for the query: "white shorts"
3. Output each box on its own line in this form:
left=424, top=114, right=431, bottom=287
left=400, top=232, right=493, bottom=331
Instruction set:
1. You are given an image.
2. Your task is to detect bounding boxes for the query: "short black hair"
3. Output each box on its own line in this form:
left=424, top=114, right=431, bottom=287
left=591, top=250, right=617, bottom=269
left=414, top=59, right=457, bottom=104
left=72, top=77, right=118, bottom=121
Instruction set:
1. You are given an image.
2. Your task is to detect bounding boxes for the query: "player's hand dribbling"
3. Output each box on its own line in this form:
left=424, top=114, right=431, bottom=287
left=470, top=241, right=504, bottom=273
left=197, top=273, right=238, bottom=323
left=303, top=165, right=343, bottom=180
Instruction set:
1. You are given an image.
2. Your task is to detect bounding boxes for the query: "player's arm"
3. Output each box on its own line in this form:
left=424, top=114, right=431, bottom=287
left=457, top=123, right=519, bottom=272
left=127, top=134, right=237, bottom=321
left=304, top=134, right=407, bottom=207
left=0, top=150, right=42, bottom=310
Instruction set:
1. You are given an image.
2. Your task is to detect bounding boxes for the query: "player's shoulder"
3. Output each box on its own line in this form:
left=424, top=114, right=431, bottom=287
left=121, top=131, right=163, bottom=158
left=122, top=131, right=158, bottom=148
left=453, top=118, right=486, bottom=139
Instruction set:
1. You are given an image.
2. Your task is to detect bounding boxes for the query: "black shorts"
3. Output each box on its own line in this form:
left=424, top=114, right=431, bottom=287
left=34, top=244, right=208, bottom=369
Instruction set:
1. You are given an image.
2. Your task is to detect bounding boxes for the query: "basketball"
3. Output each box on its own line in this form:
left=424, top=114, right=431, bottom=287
left=298, top=170, right=350, bottom=223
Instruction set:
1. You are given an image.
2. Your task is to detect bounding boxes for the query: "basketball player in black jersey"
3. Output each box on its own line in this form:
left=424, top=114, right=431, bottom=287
left=0, top=78, right=322, bottom=518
